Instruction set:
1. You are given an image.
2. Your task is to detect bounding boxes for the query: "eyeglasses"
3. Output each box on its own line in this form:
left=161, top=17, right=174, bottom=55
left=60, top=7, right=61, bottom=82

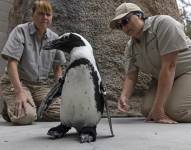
left=120, top=18, right=129, bottom=29
left=118, top=17, right=129, bottom=29
left=118, top=12, right=135, bottom=29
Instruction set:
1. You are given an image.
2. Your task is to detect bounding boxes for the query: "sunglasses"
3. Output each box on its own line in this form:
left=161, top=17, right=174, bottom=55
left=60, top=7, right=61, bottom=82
left=119, top=18, right=129, bottom=29
left=118, top=13, right=133, bottom=29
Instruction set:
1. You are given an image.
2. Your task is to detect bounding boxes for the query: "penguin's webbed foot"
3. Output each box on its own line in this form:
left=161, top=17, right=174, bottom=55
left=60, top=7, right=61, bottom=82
left=80, top=133, right=94, bottom=143
left=79, top=127, right=96, bottom=143
left=47, top=123, right=71, bottom=139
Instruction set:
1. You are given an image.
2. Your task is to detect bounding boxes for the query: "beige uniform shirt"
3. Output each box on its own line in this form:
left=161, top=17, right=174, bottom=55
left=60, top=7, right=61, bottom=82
left=125, top=15, right=191, bottom=79
left=1, top=22, right=66, bottom=82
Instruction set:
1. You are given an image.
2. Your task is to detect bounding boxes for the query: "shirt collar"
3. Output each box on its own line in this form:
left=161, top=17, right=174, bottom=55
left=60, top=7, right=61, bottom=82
left=142, top=17, right=152, bottom=32
left=29, top=22, right=49, bottom=40
left=130, top=17, right=153, bottom=44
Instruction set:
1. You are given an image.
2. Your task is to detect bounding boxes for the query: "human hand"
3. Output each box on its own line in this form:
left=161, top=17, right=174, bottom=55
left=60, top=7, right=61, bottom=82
left=146, top=107, right=177, bottom=124
left=14, top=90, right=28, bottom=118
left=117, top=95, right=129, bottom=112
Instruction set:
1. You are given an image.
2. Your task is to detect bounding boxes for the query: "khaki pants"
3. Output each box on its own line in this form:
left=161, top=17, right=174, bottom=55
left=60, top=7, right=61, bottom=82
left=142, top=73, right=191, bottom=122
left=0, top=74, right=60, bottom=125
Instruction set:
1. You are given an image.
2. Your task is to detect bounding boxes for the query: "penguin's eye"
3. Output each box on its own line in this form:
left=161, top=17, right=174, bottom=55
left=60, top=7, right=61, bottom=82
left=64, top=35, right=70, bottom=39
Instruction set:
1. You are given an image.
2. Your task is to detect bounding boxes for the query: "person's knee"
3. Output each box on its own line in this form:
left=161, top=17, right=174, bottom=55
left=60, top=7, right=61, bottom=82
left=41, top=98, right=60, bottom=121
left=11, top=112, right=37, bottom=125
left=166, top=104, right=177, bottom=118
left=8, top=106, right=37, bottom=125
left=42, top=111, right=60, bottom=121
left=166, top=105, right=191, bottom=123
left=3, top=102, right=37, bottom=125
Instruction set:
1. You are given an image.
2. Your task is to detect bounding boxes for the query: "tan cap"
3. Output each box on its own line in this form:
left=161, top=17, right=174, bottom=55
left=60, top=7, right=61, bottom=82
left=110, top=3, right=143, bottom=29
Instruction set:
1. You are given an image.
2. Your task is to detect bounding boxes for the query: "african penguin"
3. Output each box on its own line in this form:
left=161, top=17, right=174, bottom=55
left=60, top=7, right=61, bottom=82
left=44, top=33, right=104, bottom=143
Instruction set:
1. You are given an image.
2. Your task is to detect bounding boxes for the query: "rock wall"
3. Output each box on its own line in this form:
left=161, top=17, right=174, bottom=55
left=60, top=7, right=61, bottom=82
left=7, top=0, right=181, bottom=116
left=0, top=0, right=14, bottom=74
left=0, top=0, right=14, bottom=114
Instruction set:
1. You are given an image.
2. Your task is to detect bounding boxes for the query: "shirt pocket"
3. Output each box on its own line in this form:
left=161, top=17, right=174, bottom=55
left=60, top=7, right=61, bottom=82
left=145, top=33, right=161, bottom=69
left=40, top=50, right=56, bottom=74
left=134, top=53, right=150, bottom=74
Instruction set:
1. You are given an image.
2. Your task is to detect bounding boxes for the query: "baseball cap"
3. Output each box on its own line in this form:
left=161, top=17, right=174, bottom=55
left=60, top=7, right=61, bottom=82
left=110, top=3, right=143, bottom=29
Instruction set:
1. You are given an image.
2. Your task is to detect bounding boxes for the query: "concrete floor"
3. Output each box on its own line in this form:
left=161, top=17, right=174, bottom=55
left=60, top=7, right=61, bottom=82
left=0, top=117, right=191, bottom=150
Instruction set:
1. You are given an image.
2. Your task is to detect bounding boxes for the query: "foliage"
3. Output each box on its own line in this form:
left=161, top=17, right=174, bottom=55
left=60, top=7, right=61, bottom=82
left=185, top=20, right=191, bottom=38
left=177, top=0, right=191, bottom=38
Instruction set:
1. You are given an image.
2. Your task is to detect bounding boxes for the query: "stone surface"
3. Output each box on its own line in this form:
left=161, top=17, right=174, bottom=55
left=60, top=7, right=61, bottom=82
left=0, top=0, right=13, bottom=75
left=0, top=0, right=13, bottom=113
left=1, top=117, right=191, bottom=150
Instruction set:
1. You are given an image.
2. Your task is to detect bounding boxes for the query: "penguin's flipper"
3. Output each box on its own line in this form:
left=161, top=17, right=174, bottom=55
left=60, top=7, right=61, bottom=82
left=47, top=123, right=71, bottom=139
left=100, top=82, right=114, bottom=137
left=37, top=78, right=64, bottom=119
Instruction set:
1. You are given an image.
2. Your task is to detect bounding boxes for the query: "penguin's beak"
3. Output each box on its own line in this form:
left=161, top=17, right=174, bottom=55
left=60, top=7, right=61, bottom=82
left=43, top=39, right=62, bottom=50
left=43, top=41, right=54, bottom=50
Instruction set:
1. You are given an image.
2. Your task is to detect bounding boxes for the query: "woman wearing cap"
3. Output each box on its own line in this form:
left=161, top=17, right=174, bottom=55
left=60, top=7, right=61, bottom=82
left=110, top=2, right=191, bottom=123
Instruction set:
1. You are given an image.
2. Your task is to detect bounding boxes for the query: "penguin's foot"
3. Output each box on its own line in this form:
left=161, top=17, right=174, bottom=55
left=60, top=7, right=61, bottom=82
left=80, top=133, right=94, bottom=143
left=79, top=127, right=97, bottom=143
left=47, top=123, right=71, bottom=139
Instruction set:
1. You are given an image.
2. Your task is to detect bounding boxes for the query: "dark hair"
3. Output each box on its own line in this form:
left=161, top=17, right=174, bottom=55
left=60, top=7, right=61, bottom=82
left=32, top=0, right=52, bottom=14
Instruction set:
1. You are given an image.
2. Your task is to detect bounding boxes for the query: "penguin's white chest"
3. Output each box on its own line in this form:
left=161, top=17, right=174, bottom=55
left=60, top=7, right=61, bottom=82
left=60, top=64, right=101, bottom=128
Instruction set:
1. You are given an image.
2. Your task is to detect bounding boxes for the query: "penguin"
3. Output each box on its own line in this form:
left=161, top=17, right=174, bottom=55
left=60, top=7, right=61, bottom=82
left=43, top=33, right=105, bottom=143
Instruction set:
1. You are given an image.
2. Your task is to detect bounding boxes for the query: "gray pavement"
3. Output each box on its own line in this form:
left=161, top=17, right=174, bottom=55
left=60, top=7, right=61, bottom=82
left=0, top=117, right=191, bottom=150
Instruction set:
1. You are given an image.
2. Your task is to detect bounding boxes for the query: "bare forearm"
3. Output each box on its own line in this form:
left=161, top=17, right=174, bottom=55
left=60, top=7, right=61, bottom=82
left=53, top=64, right=63, bottom=80
left=121, top=71, right=138, bottom=98
left=118, top=70, right=138, bottom=112
left=154, top=71, right=174, bottom=107
left=145, top=52, right=178, bottom=123
left=7, top=59, right=23, bottom=93
left=153, top=65, right=175, bottom=109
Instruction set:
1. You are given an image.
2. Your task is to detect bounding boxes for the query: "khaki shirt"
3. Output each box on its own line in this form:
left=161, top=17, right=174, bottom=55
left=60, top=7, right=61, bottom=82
left=1, top=22, right=66, bottom=82
left=125, top=15, right=191, bottom=79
